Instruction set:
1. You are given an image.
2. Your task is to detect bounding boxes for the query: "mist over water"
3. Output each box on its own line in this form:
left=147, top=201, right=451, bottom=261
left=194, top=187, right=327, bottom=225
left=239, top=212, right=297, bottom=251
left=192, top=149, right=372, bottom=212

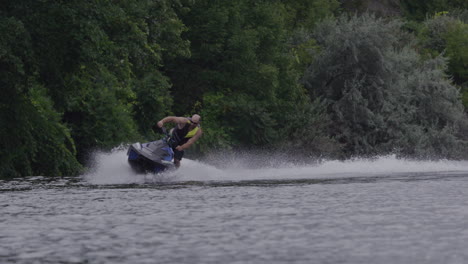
left=83, top=148, right=468, bottom=185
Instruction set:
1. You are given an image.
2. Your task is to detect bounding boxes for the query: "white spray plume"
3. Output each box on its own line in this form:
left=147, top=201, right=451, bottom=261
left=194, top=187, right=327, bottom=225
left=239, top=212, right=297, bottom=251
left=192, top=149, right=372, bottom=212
left=83, top=149, right=468, bottom=185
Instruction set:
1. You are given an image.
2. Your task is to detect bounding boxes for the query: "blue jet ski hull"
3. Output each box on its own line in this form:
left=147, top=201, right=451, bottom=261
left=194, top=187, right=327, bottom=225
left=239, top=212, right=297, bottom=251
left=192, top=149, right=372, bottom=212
left=127, top=140, right=175, bottom=174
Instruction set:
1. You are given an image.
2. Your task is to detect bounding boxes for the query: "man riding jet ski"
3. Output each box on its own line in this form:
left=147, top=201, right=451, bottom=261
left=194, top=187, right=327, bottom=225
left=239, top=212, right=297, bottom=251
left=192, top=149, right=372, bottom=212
left=127, top=114, right=202, bottom=173
left=156, top=114, right=203, bottom=168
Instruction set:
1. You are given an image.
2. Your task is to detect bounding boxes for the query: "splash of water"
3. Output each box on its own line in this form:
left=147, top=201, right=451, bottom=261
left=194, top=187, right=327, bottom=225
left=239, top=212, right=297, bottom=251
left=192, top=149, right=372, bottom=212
left=83, top=149, right=139, bottom=185
left=82, top=149, right=468, bottom=185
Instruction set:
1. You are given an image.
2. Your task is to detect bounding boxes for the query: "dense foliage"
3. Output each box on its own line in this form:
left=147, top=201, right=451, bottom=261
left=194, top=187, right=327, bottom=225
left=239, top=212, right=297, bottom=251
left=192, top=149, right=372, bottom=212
left=1, top=0, right=188, bottom=177
left=1, top=0, right=468, bottom=177
left=303, top=14, right=468, bottom=157
left=165, top=0, right=339, bottom=153
left=400, top=0, right=468, bottom=21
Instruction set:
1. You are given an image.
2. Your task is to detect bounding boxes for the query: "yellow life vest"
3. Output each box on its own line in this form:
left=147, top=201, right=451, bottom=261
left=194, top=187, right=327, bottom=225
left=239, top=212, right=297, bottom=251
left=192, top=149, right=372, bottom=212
left=185, top=119, right=200, bottom=138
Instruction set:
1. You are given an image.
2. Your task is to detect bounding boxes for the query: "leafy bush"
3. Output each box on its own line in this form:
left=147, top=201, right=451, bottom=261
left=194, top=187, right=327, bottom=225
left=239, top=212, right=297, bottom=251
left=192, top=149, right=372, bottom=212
left=168, top=0, right=338, bottom=155
left=419, top=14, right=468, bottom=84
left=401, top=0, right=468, bottom=21
left=303, top=13, right=468, bottom=158
left=1, top=0, right=189, bottom=177
left=417, top=13, right=468, bottom=111
left=0, top=16, right=81, bottom=177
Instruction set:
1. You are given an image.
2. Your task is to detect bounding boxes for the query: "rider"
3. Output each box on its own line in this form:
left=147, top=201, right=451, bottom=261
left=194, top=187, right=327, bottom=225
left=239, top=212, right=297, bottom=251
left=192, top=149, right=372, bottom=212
left=156, top=114, right=202, bottom=168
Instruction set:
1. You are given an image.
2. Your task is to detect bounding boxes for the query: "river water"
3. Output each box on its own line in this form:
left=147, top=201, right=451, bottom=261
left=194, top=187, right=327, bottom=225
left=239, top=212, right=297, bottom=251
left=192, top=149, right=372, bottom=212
left=2, top=151, right=468, bottom=263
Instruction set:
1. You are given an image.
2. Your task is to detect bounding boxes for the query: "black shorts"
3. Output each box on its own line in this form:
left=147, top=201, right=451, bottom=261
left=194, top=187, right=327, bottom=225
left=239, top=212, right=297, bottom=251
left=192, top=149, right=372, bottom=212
left=173, top=148, right=184, bottom=161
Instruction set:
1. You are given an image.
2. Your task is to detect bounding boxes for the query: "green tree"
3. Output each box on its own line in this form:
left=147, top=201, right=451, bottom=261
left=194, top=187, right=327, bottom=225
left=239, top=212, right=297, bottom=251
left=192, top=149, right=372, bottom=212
left=400, top=0, right=468, bottom=21
left=303, top=14, right=468, bottom=158
left=283, top=0, right=340, bottom=29
left=418, top=13, right=468, bottom=109
left=168, top=0, right=338, bottom=154
left=0, top=15, right=81, bottom=177
left=1, top=0, right=190, bottom=177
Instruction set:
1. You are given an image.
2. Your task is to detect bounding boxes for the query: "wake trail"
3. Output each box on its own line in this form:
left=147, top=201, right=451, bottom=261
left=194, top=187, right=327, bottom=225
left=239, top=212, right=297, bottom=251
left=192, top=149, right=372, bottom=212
left=83, top=149, right=468, bottom=185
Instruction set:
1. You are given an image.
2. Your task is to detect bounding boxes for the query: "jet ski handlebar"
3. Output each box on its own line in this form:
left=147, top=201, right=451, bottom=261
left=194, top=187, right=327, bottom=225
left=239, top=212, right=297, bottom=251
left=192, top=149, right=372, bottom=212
left=160, top=127, right=169, bottom=136
left=151, top=124, right=169, bottom=136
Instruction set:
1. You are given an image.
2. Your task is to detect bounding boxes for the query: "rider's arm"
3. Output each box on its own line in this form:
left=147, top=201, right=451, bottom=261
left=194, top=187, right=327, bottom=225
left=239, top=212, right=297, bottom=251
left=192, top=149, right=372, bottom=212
left=157, top=116, right=187, bottom=127
left=178, top=129, right=203, bottom=150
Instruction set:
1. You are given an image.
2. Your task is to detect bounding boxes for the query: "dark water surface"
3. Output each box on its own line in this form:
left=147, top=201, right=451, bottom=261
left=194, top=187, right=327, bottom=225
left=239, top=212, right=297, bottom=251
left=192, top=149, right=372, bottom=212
left=2, top=153, right=468, bottom=264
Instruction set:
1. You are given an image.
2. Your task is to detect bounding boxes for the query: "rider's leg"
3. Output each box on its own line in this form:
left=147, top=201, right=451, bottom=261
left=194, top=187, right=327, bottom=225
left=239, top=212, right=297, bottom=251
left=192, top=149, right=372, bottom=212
left=173, top=149, right=184, bottom=168
left=174, top=158, right=181, bottom=168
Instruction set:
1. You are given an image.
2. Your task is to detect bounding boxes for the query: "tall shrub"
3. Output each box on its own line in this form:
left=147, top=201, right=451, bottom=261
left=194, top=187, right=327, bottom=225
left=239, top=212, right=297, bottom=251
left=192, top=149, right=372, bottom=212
left=303, top=13, right=468, bottom=158
left=169, top=0, right=337, bottom=153
left=0, top=16, right=81, bottom=177
left=1, top=0, right=190, bottom=176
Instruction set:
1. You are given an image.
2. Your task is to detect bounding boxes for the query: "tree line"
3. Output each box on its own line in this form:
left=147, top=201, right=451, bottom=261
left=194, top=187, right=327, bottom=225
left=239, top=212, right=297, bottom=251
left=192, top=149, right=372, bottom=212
left=1, top=0, right=468, bottom=178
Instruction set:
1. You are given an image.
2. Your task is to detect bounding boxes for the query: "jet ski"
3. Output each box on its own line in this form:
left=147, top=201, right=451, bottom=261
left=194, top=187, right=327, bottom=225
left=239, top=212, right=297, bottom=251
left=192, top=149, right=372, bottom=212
left=127, top=127, right=175, bottom=173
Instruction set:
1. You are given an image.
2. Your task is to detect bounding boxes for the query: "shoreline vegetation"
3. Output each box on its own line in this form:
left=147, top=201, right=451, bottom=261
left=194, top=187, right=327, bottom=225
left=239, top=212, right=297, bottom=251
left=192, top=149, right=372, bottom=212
left=1, top=0, right=468, bottom=178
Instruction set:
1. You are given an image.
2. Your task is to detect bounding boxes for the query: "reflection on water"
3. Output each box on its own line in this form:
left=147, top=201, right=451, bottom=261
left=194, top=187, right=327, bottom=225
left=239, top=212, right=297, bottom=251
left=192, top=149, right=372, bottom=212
left=2, top=153, right=468, bottom=263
